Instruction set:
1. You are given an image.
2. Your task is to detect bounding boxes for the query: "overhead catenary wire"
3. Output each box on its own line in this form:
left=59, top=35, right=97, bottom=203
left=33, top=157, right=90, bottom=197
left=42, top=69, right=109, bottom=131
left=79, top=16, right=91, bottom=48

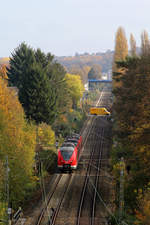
left=38, top=159, right=51, bottom=223
left=40, top=162, right=51, bottom=222
left=88, top=177, right=120, bottom=225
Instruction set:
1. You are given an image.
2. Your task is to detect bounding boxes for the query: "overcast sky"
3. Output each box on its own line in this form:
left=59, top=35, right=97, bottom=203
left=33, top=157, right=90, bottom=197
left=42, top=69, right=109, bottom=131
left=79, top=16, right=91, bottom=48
left=1, top=0, right=150, bottom=57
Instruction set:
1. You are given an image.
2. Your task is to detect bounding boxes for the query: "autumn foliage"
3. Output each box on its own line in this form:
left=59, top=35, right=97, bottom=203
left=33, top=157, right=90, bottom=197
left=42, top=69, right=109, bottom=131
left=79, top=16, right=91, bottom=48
left=0, top=77, right=36, bottom=208
left=112, top=29, right=150, bottom=224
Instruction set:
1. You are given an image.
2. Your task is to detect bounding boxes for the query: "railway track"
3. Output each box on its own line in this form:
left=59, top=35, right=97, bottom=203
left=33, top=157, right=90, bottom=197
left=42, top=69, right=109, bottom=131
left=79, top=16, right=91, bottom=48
left=91, top=129, right=104, bottom=225
left=35, top=174, right=72, bottom=225
left=35, top=174, right=62, bottom=225
left=75, top=87, right=112, bottom=225
left=25, top=86, right=113, bottom=225
left=35, top=114, right=97, bottom=225
left=76, top=118, right=101, bottom=225
left=76, top=120, right=106, bottom=225
left=50, top=174, right=73, bottom=225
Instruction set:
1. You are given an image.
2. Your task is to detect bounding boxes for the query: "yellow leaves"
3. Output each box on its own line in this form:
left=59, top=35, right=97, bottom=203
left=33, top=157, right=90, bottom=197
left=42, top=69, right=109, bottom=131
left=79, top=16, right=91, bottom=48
left=112, top=159, right=126, bottom=180
left=0, top=202, right=6, bottom=219
left=0, top=160, right=4, bottom=189
left=0, top=64, right=8, bottom=80
left=135, top=191, right=150, bottom=225
left=113, top=161, right=125, bottom=171
left=31, top=176, right=39, bottom=182
left=65, top=73, right=84, bottom=106
left=37, top=123, right=55, bottom=147
left=0, top=78, right=23, bottom=128
left=112, top=26, right=128, bottom=89
left=0, top=77, right=36, bottom=205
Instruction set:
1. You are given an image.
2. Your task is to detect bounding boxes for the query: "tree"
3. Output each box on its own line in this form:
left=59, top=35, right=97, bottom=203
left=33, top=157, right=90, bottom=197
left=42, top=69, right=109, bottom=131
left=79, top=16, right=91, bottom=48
left=136, top=190, right=150, bottom=225
left=7, top=43, right=35, bottom=89
left=112, top=26, right=128, bottom=73
left=68, top=64, right=89, bottom=84
left=37, top=123, right=55, bottom=147
left=130, top=33, right=137, bottom=57
left=7, top=43, right=67, bottom=125
left=65, top=73, right=84, bottom=109
left=35, top=48, right=54, bottom=68
left=0, top=65, right=8, bottom=80
left=141, top=30, right=150, bottom=56
left=19, top=62, right=55, bottom=124
left=113, top=53, right=150, bottom=213
left=0, top=77, right=36, bottom=208
left=46, top=60, right=67, bottom=117
left=88, top=64, right=102, bottom=80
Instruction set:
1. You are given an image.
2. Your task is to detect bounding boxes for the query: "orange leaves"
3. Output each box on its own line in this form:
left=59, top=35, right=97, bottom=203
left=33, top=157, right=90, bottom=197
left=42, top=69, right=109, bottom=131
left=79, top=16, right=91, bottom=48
left=0, top=78, right=24, bottom=144
left=135, top=209, right=145, bottom=222
left=61, top=115, right=68, bottom=123
left=0, top=76, right=36, bottom=206
left=0, top=64, right=8, bottom=80
left=135, top=191, right=150, bottom=225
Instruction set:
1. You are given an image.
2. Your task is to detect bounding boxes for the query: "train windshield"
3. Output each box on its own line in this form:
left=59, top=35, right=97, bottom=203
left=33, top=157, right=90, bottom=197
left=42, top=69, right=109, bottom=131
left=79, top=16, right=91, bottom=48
left=60, top=147, right=74, bottom=161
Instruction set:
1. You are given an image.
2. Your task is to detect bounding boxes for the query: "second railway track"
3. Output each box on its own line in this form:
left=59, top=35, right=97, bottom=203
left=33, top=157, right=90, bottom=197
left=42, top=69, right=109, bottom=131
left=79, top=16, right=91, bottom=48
left=24, top=86, right=113, bottom=225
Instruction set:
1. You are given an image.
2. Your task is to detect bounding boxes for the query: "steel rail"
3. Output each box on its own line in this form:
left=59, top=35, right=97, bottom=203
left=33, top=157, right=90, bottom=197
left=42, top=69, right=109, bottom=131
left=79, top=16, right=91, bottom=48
left=50, top=174, right=72, bottom=225
left=35, top=174, right=62, bottom=225
left=91, top=129, right=104, bottom=225
left=76, top=88, right=111, bottom=225
left=76, top=118, right=99, bottom=225
left=78, top=87, right=106, bottom=160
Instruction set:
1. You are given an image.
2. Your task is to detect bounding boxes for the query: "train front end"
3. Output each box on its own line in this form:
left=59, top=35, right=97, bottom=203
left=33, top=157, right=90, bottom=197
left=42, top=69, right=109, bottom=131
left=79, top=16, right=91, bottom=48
left=57, top=146, right=77, bottom=171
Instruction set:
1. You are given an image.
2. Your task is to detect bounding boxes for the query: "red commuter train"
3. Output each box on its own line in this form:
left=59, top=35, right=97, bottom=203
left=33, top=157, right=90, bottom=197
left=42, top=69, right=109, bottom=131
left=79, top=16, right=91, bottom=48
left=57, top=134, right=82, bottom=171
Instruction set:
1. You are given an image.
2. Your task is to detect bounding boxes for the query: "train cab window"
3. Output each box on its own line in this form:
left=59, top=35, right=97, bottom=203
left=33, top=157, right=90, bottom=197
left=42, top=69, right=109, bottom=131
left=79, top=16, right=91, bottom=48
left=60, top=147, right=74, bottom=161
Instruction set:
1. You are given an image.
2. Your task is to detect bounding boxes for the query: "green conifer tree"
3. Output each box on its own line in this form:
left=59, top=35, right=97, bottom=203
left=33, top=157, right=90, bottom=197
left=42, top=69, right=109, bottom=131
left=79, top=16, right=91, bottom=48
left=7, top=43, right=68, bottom=125
left=19, top=62, right=55, bottom=124
left=7, top=43, right=35, bottom=88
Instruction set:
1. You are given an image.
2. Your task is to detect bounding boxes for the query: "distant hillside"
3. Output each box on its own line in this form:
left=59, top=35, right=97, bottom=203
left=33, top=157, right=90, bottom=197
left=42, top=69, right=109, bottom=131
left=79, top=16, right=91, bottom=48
left=0, top=51, right=114, bottom=73
left=0, top=52, right=113, bottom=84
left=1, top=48, right=141, bottom=84
left=56, top=50, right=114, bottom=73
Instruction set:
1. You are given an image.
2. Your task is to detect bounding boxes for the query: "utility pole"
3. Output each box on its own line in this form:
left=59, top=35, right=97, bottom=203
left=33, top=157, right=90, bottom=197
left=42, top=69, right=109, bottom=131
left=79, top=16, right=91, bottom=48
left=6, top=156, right=11, bottom=225
left=119, top=157, right=125, bottom=225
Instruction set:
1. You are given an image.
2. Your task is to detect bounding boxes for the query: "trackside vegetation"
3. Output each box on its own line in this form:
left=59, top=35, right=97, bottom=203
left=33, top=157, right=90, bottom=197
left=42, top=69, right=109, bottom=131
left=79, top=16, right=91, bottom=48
left=111, top=28, right=150, bottom=224
left=0, top=43, right=86, bottom=221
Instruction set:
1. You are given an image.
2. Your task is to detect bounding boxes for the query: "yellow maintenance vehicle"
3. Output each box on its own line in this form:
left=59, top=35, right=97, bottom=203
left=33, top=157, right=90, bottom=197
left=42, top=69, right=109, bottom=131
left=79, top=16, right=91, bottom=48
left=90, top=107, right=110, bottom=116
